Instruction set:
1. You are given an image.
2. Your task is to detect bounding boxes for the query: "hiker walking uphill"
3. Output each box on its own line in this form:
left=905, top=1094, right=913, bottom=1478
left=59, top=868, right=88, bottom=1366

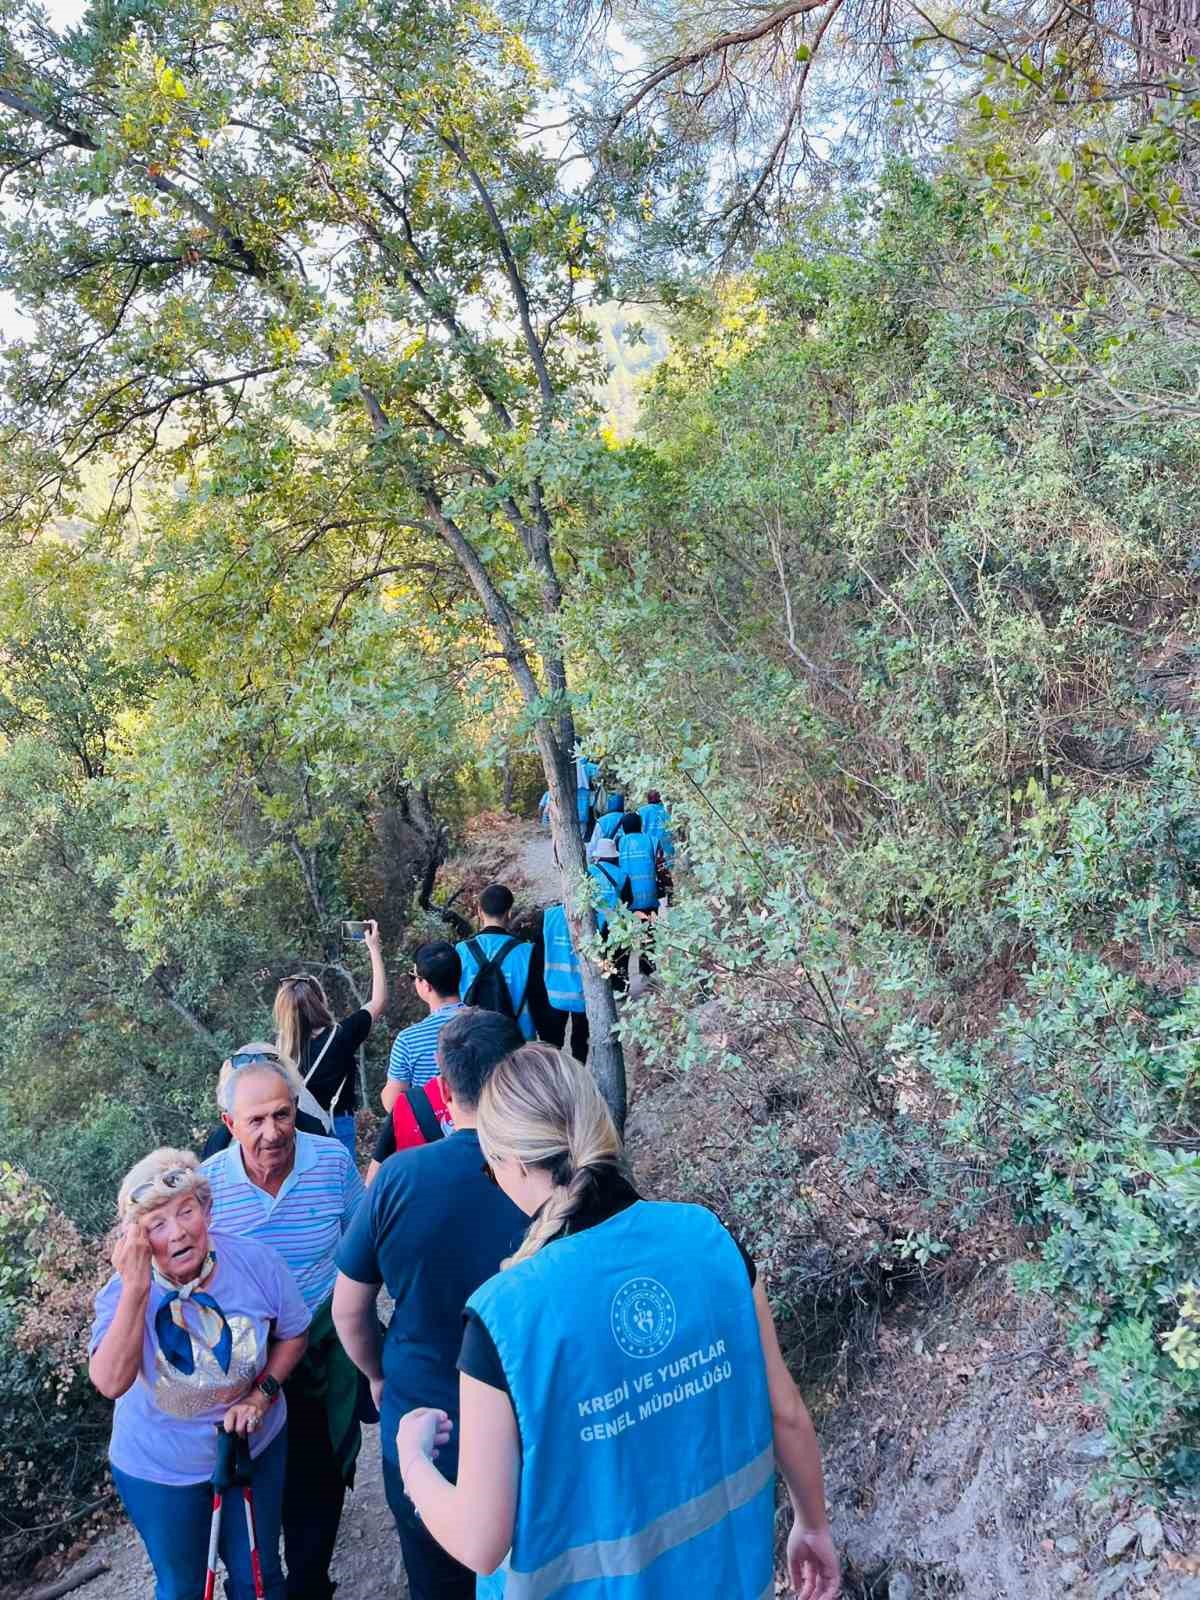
left=455, top=883, right=535, bottom=1039
left=590, top=837, right=637, bottom=994
left=332, top=1009, right=528, bottom=1600
left=273, top=924, right=388, bottom=1161
left=382, top=942, right=463, bottom=1112
left=587, top=796, right=627, bottom=861
left=201, top=1053, right=367, bottom=1600
left=88, top=1148, right=310, bottom=1600
left=393, top=1045, right=842, bottom=1600
left=589, top=838, right=633, bottom=928
left=540, top=901, right=590, bottom=1063
left=639, top=790, right=674, bottom=865
left=574, top=755, right=601, bottom=842
left=617, top=812, right=660, bottom=913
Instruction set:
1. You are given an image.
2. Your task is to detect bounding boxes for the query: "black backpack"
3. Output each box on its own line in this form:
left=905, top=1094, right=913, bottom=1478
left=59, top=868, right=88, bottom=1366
left=462, top=935, right=526, bottom=1018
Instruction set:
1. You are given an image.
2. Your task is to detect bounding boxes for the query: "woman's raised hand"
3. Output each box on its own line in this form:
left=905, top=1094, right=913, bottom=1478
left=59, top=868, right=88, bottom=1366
left=111, top=1218, right=153, bottom=1293
left=363, top=918, right=382, bottom=953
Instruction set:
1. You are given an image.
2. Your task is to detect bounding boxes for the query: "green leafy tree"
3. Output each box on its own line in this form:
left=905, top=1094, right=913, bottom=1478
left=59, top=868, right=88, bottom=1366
left=0, top=0, right=628, bottom=1116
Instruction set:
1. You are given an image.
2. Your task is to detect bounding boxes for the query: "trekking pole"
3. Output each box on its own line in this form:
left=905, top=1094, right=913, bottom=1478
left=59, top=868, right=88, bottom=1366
left=206, top=1426, right=265, bottom=1600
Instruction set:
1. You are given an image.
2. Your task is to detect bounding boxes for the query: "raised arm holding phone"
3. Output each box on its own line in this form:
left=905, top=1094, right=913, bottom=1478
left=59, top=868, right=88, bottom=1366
left=275, top=918, right=387, bottom=1160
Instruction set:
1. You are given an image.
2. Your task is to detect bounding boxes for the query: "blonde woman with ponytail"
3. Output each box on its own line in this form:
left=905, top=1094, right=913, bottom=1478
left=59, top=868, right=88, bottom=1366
left=396, top=1045, right=841, bottom=1600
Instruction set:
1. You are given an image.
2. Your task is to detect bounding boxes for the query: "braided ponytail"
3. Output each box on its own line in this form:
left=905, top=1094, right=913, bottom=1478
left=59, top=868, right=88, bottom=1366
left=476, top=1043, right=621, bottom=1268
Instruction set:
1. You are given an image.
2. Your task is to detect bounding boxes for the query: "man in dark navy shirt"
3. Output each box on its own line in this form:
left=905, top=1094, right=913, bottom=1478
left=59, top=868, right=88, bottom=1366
left=332, top=1007, right=526, bottom=1600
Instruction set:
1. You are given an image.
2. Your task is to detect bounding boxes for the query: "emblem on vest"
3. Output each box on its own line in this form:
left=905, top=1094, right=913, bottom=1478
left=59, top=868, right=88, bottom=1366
left=610, top=1276, right=677, bottom=1359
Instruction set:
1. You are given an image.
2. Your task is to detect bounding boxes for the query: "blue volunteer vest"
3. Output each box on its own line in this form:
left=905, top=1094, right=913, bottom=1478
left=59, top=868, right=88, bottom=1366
left=588, top=862, right=626, bottom=933
left=469, top=1201, right=775, bottom=1600
left=543, top=904, right=585, bottom=1013
left=593, top=811, right=625, bottom=847
left=618, top=834, right=659, bottom=911
left=638, top=804, right=674, bottom=864
left=576, top=761, right=600, bottom=824
left=456, top=931, right=536, bottom=1040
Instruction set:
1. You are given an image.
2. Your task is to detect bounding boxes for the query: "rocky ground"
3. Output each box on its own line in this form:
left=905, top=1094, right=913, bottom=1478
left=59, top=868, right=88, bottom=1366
left=50, top=1418, right=407, bottom=1600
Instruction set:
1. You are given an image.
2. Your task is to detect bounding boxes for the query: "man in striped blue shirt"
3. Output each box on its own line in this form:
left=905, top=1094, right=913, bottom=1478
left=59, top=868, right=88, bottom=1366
left=381, top=941, right=463, bottom=1113
left=202, top=1047, right=366, bottom=1600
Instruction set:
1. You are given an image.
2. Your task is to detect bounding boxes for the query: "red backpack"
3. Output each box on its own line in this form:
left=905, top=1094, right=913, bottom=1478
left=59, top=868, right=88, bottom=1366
left=391, top=1077, right=453, bottom=1150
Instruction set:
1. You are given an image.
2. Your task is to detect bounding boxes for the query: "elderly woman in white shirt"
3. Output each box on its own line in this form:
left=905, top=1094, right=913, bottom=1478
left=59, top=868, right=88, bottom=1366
left=89, top=1147, right=310, bottom=1600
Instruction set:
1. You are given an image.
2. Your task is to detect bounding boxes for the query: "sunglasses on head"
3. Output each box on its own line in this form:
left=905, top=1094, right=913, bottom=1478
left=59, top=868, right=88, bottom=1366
left=130, top=1167, right=193, bottom=1205
left=228, top=1049, right=283, bottom=1069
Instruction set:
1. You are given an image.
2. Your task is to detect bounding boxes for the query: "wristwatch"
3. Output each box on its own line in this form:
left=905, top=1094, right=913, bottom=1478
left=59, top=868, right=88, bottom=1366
left=255, top=1374, right=282, bottom=1405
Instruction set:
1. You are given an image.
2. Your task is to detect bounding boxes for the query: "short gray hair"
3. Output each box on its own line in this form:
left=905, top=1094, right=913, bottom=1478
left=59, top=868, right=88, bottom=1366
left=217, top=1042, right=303, bottom=1116
left=118, top=1147, right=212, bottom=1222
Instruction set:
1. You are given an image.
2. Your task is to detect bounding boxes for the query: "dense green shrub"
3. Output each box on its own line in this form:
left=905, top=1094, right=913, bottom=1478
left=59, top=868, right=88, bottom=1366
left=573, top=165, right=1200, bottom=1490
left=0, top=1164, right=111, bottom=1581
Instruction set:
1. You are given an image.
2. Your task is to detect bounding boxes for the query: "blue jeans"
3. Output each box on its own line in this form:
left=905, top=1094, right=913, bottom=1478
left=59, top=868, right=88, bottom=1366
left=333, top=1113, right=357, bottom=1163
left=112, top=1425, right=287, bottom=1600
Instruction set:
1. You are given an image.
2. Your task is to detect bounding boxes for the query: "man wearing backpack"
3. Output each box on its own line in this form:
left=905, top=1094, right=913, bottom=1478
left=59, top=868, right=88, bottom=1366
left=365, top=1071, right=454, bottom=1183
left=455, top=883, right=535, bottom=1040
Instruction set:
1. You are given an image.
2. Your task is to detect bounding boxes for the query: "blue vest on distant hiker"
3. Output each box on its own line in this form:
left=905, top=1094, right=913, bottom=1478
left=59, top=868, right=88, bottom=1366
left=576, top=760, right=600, bottom=825
left=639, top=802, right=674, bottom=864
left=456, top=931, right=536, bottom=1040
left=588, top=862, right=627, bottom=933
left=543, top=904, right=585, bottom=1012
left=619, top=833, right=659, bottom=911
left=592, top=810, right=625, bottom=848
left=469, top=1201, right=775, bottom=1600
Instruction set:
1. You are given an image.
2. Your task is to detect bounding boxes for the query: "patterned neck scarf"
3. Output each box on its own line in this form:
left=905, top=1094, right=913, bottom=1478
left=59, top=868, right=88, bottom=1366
left=152, top=1250, right=233, bottom=1376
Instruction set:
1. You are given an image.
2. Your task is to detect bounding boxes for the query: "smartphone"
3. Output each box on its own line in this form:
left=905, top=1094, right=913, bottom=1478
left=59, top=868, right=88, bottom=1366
left=342, top=920, right=367, bottom=941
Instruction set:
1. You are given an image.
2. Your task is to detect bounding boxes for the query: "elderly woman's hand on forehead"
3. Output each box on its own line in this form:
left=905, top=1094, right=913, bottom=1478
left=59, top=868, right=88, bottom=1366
left=110, top=1216, right=153, bottom=1292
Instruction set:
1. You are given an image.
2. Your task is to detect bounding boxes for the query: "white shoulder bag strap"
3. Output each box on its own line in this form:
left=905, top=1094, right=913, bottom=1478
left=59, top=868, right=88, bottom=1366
left=299, top=1024, right=343, bottom=1133
left=303, top=1022, right=340, bottom=1087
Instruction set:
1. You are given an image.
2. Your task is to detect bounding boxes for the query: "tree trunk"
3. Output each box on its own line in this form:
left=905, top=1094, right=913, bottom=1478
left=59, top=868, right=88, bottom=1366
left=1131, top=0, right=1200, bottom=85
left=502, top=745, right=515, bottom=812
left=374, top=781, right=448, bottom=929
left=535, top=725, right=627, bottom=1132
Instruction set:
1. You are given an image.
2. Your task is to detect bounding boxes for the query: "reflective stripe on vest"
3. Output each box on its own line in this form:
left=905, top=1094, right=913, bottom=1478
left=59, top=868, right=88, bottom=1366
left=619, top=834, right=658, bottom=910
left=543, top=904, right=585, bottom=1012
left=501, top=1443, right=774, bottom=1600
left=469, top=1202, right=774, bottom=1600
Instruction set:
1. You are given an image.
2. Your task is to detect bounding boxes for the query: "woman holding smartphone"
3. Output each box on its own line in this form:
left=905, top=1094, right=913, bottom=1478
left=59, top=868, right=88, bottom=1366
left=274, top=920, right=387, bottom=1162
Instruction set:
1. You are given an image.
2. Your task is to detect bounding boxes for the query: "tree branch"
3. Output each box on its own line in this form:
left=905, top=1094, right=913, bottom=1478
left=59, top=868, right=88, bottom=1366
left=437, top=130, right=557, bottom=415
left=608, top=0, right=832, bottom=131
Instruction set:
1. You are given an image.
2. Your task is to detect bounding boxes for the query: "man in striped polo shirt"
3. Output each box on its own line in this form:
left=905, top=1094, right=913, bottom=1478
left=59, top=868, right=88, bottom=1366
left=380, top=941, right=463, bottom=1114
left=202, top=1048, right=366, bottom=1600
